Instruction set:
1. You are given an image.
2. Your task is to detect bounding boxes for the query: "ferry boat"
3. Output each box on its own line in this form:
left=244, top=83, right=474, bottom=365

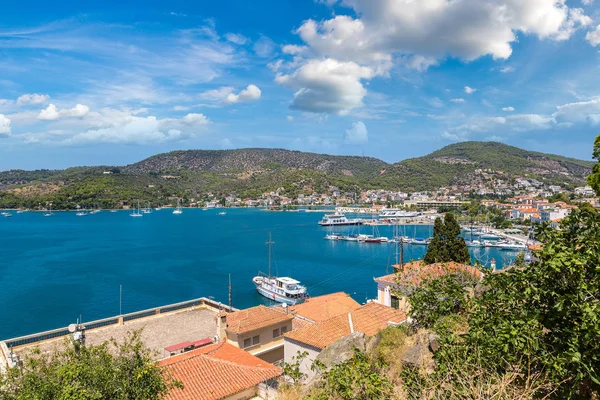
left=318, top=213, right=362, bottom=226
left=252, top=234, right=308, bottom=305
left=378, top=209, right=421, bottom=219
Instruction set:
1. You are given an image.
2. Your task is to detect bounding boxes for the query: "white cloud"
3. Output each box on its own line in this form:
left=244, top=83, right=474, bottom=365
left=553, top=98, right=600, bottom=124
left=224, top=85, right=262, bottom=104
left=582, top=0, right=594, bottom=5
left=38, top=104, right=90, bottom=120
left=500, top=66, right=515, bottom=73
left=464, top=86, right=477, bottom=94
left=25, top=109, right=209, bottom=145
left=253, top=35, right=276, bottom=57
left=344, top=121, right=368, bottom=144
left=198, top=87, right=235, bottom=101
left=0, top=114, right=11, bottom=137
left=17, top=93, right=49, bottom=105
left=451, top=98, right=465, bottom=103
left=287, top=115, right=294, bottom=121
left=502, top=106, right=515, bottom=111
left=277, top=0, right=589, bottom=115
left=276, top=58, right=375, bottom=115
left=225, top=33, right=248, bottom=45
left=173, top=105, right=189, bottom=111
left=586, top=25, right=600, bottom=46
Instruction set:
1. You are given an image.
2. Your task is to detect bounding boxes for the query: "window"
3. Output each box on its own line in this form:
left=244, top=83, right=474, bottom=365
left=243, top=338, right=252, bottom=348
left=281, top=326, right=288, bottom=334
left=252, top=335, right=260, bottom=345
left=273, top=328, right=280, bottom=338
left=391, top=295, right=400, bottom=310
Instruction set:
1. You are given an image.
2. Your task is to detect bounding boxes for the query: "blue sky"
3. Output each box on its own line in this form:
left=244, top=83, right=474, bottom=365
left=1, top=0, right=600, bottom=170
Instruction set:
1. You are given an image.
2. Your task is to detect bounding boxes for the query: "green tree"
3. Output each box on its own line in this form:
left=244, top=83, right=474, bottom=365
left=308, top=349, right=393, bottom=400
left=407, top=272, right=476, bottom=328
left=464, top=208, right=600, bottom=399
left=424, top=213, right=471, bottom=265
left=589, top=135, right=600, bottom=195
left=0, top=331, right=181, bottom=400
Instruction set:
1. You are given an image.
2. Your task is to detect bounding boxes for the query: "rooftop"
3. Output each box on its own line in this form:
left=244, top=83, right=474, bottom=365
left=225, top=305, right=293, bottom=335
left=375, top=261, right=483, bottom=287
left=284, top=302, right=406, bottom=350
left=12, top=307, right=218, bottom=361
left=290, top=292, right=361, bottom=323
left=160, top=342, right=281, bottom=400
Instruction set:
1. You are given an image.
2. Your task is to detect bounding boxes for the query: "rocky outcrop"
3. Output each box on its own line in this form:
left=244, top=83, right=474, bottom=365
left=315, top=332, right=367, bottom=368
left=400, top=330, right=436, bottom=373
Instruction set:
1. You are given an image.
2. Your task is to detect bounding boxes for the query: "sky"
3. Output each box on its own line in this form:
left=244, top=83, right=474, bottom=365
left=1, top=0, right=600, bottom=170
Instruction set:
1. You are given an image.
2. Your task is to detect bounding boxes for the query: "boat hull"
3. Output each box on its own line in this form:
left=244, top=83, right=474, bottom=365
left=255, top=285, right=305, bottom=305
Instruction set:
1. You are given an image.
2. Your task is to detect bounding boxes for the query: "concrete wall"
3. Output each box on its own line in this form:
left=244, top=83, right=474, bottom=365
left=284, top=338, right=321, bottom=381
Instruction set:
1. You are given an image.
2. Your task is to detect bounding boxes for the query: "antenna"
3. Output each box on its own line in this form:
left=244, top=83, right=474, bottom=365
left=266, top=233, right=274, bottom=278
left=228, top=273, right=232, bottom=311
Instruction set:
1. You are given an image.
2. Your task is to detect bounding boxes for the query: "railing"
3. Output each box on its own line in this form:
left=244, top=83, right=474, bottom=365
left=2, top=297, right=237, bottom=349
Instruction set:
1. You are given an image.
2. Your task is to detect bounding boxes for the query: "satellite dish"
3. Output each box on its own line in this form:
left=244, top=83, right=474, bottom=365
left=68, top=324, right=77, bottom=333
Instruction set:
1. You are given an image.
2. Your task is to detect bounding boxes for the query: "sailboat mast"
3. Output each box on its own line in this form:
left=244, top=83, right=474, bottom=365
left=266, top=233, right=274, bottom=279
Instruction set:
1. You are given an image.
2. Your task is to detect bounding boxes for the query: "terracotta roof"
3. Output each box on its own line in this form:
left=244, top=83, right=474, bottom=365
left=225, top=305, right=293, bottom=334
left=160, top=342, right=281, bottom=400
left=290, top=292, right=361, bottom=322
left=284, top=303, right=406, bottom=350
left=376, top=261, right=483, bottom=287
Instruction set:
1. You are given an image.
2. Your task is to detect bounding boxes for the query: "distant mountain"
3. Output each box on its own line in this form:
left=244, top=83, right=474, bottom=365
left=390, top=142, right=593, bottom=190
left=0, top=142, right=594, bottom=208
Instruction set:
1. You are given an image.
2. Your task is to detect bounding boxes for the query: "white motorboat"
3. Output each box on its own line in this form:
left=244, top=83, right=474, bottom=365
left=253, top=234, right=308, bottom=305
left=318, top=213, right=362, bottom=226
left=499, top=242, right=527, bottom=251
left=173, top=200, right=183, bottom=215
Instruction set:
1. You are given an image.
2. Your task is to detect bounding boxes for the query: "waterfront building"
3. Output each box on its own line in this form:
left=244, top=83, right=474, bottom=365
left=160, top=342, right=281, bottom=400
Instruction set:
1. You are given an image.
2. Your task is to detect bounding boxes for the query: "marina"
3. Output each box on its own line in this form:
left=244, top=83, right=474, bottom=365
left=0, top=208, right=518, bottom=339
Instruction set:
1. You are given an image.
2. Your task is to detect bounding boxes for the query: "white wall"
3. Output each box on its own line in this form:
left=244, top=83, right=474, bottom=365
left=284, top=338, right=321, bottom=381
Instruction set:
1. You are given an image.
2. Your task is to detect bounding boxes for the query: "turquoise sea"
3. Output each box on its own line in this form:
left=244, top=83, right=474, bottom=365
left=0, top=209, right=514, bottom=339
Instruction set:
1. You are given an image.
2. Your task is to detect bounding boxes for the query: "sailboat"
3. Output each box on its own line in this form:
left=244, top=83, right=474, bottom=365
left=252, top=233, right=308, bottom=305
left=44, top=206, right=54, bottom=217
left=130, top=201, right=143, bottom=218
left=142, top=203, right=152, bottom=214
left=172, top=200, right=183, bottom=215
left=75, top=206, right=88, bottom=216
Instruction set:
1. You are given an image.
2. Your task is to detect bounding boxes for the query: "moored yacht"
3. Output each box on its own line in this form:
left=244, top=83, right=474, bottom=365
left=378, top=209, right=421, bottom=218
left=318, top=213, right=362, bottom=226
left=252, top=234, right=308, bottom=305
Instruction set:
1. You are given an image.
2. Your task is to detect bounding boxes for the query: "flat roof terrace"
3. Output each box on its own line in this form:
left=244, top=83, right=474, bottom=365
left=2, top=298, right=233, bottom=367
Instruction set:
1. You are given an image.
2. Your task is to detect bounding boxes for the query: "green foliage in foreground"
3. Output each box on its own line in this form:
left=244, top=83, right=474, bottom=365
left=424, top=213, right=471, bottom=265
left=0, top=331, right=181, bottom=400
left=408, top=208, right=600, bottom=399
left=307, top=349, right=394, bottom=400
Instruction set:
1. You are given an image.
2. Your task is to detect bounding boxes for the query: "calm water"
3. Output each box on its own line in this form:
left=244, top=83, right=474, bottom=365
left=0, top=209, right=513, bottom=339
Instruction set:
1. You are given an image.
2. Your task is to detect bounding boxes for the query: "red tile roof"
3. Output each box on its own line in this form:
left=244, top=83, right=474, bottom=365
left=376, top=261, right=482, bottom=287
left=290, top=292, right=361, bottom=322
left=284, top=303, right=406, bottom=350
left=225, top=305, right=293, bottom=334
left=160, top=342, right=281, bottom=400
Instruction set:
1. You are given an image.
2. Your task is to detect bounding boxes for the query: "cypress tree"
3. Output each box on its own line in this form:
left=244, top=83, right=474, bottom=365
left=424, top=212, right=471, bottom=264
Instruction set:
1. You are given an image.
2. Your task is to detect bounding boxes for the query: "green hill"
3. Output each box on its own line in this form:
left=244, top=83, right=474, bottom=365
left=0, top=142, right=593, bottom=208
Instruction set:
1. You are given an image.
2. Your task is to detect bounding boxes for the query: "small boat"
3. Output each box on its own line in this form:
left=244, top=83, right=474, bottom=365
left=466, top=240, right=482, bottom=247
left=130, top=201, right=143, bottom=218
left=408, top=237, right=429, bottom=245
left=154, top=207, right=162, bottom=211
left=1, top=212, right=12, bottom=218
left=218, top=211, right=226, bottom=216
left=499, top=242, right=527, bottom=251
left=16, top=210, right=24, bottom=214
left=343, top=234, right=359, bottom=242
left=318, top=213, right=362, bottom=226
left=365, top=237, right=384, bottom=243
left=76, top=211, right=88, bottom=216
left=142, top=203, right=152, bottom=214
left=44, top=206, right=54, bottom=217
left=110, top=209, right=118, bottom=213
left=253, top=234, right=308, bottom=305
left=378, top=209, right=421, bottom=218
left=480, top=233, right=501, bottom=241
left=173, top=200, right=183, bottom=215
